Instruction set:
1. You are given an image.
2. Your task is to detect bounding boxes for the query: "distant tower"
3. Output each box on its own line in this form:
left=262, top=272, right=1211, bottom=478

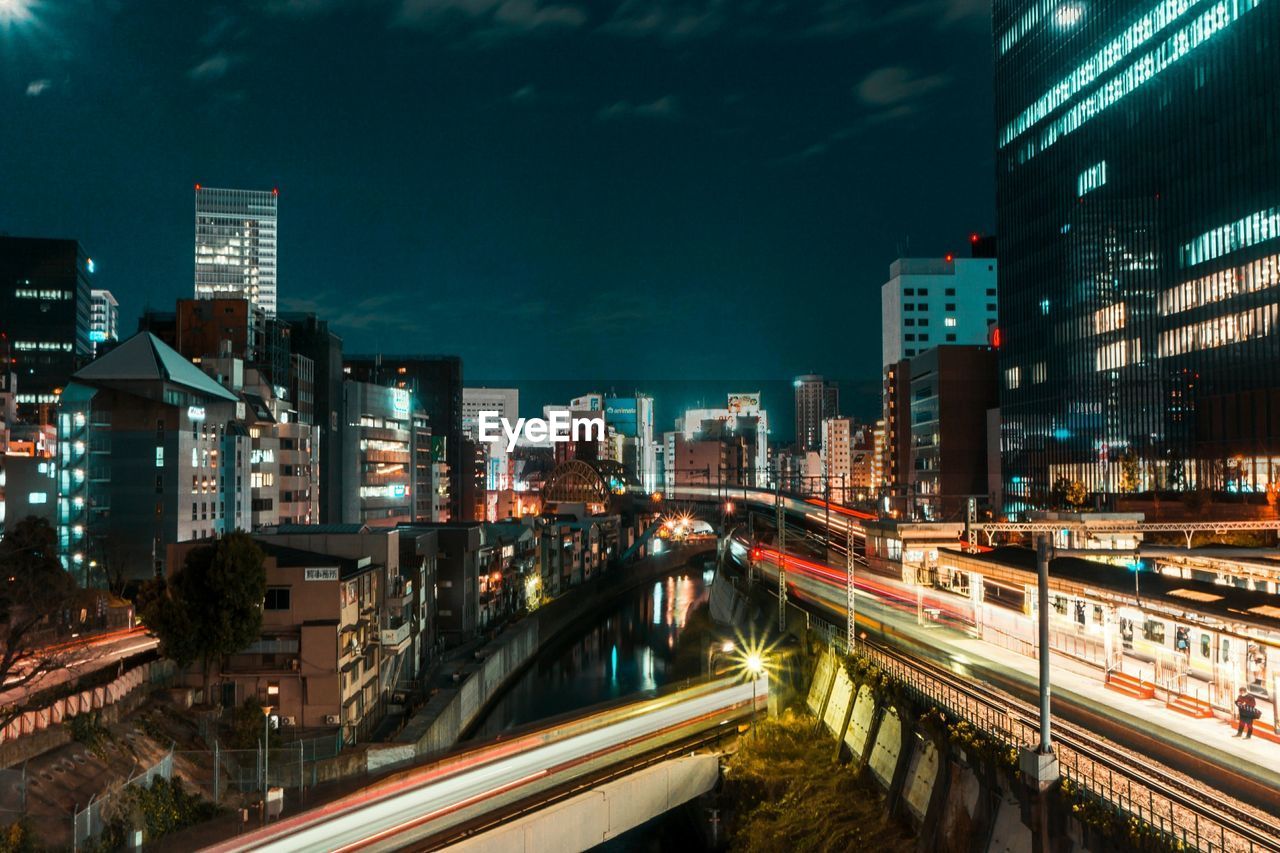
left=89, top=289, right=119, bottom=356
left=193, top=185, right=279, bottom=317
left=794, top=374, right=838, bottom=452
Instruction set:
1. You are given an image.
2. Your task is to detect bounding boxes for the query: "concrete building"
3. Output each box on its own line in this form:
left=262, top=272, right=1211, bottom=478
left=880, top=253, right=998, bottom=369
left=58, top=332, right=245, bottom=580
left=89, top=289, right=119, bottom=356
left=193, top=186, right=279, bottom=317
left=605, top=395, right=657, bottom=493
left=285, top=315, right=344, bottom=523
left=341, top=380, right=428, bottom=526
left=0, top=237, right=94, bottom=410
left=821, top=417, right=853, bottom=503
left=679, top=395, right=769, bottom=484
left=345, top=356, right=462, bottom=522
left=794, top=375, right=839, bottom=452
left=883, top=346, right=999, bottom=521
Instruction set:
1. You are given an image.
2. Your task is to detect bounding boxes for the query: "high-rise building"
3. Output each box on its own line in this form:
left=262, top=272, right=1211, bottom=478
left=285, top=314, right=344, bottom=523
left=881, top=252, right=998, bottom=370
left=0, top=237, right=93, bottom=409
left=994, top=0, right=1280, bottom=512
left=89, top=289, right=119, bottom=356
left=820, top=416, right=853, bottom=503
left=194, top=185, right=279, bottom=317
left=793, top=375, right=838, bottom=452
left=345, top=356, right=463, bottom=521
left=463, top=387, right=519, bottom=492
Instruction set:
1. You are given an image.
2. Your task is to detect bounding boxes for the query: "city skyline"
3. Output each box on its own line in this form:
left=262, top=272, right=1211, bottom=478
left=2, top=0, right=994, bottom=380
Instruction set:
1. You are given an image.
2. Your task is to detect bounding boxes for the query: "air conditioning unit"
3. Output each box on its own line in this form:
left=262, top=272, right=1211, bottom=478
left=325, top=714, right=341, bottom=726
left=281, top=716, right=297, bottom=728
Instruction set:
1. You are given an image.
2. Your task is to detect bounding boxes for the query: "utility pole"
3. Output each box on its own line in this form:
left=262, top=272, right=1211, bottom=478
left=776, top=480, right=786, bottom=630
left=846, top=519, right=856, bottom=652
left=1020, top=533, right=1060, bottom=853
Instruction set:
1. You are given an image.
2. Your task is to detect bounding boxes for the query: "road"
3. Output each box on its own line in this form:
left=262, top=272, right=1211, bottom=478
left=205, top=676, right=762, bottom=853
left=0, top=626, right=157, bottom=708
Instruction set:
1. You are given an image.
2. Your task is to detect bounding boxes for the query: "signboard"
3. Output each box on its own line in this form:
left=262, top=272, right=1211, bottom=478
left=727, top=393, right=761, bottom=415
left=305, top=567, right=339, bottom=582
left=605, top=397, right=638, bottom=437
left=391, top=388, right=411, bottom=417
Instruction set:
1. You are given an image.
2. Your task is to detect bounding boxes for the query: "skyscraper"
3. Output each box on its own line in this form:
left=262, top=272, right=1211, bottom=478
left=194, top=185, right=279, bottom=317
left=794, top=374, right=838, bottom=452
left=0, top=237, right=93, bottom=409
left=994, top=0, right=1280, bottom=513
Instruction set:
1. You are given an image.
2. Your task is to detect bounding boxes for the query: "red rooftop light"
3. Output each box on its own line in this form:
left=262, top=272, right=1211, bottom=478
left=195, top=183, right=202, bottom=191
left=969, top=232, right=979, bottom=243
left=944, top=253, right=954, bottom=262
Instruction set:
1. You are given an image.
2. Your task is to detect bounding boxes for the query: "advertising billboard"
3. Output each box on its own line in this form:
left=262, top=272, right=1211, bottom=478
left=727, top=393, right=761, bottom=416
left=605, top=397, right=639, bottom=437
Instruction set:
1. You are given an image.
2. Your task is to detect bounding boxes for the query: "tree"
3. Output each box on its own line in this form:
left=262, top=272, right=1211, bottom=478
left=1117, top=451, right=1141, bottom=494
left=0, top=517, right=78, bottom=728
left=1065, top=480, right=1088, bottom=508
left=139, top=533, right=266, bottom=699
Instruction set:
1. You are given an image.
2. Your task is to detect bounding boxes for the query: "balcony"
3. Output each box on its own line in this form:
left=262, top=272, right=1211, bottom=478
left=378, top=618, right=411, bottom=653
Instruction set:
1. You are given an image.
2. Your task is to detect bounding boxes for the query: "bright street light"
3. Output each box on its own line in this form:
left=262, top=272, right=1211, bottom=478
left=745, top=653, right=764, bottom=676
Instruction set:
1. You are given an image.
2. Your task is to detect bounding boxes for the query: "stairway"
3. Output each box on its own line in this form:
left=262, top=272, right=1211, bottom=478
left=1105, top=670, right=1155, bottom=701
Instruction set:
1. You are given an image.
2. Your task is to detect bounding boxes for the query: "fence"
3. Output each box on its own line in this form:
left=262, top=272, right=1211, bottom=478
left=72, top=747, right=174, bottom=847
left=186, top=729, right=346, bottom=804
left=0, top=659, right=174, bottom=748
left=807, top=612, right=1275, bottom=853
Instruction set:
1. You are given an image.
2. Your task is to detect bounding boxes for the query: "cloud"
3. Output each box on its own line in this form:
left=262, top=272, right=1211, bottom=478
left=597, top=94, right=680, bottom=121
left=395, top=0, right=586, bottom=38
left=25, top=79, right=51, bottom=97
left=856, top=65, right=950, bottom=107
left=511, top=83, right=538, bottom=104
left=188, top=52, right=238, bottom=82
left=601, top=0, right=727, bottom=40
left=260, top=0, right=346, bottom=15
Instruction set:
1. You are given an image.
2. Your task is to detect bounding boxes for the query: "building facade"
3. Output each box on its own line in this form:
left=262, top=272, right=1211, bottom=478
left=89, top=289, right=119, bottom=356
left=794, top=375, right=839, bottom=452
left=0, top=237, right=93, bottom=410
left=994, top=0, right=1280, bottom=512
left=58, top=332, right=245, bottom=580
left=881, top=255, right=998, bottom=369
left=193, top=186, right=279, bottom=317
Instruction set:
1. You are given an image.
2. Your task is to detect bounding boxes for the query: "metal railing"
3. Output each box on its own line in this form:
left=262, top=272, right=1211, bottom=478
left=808, top=612, right=1280, bottom=852
left=73, top=746, right=174, bottom=847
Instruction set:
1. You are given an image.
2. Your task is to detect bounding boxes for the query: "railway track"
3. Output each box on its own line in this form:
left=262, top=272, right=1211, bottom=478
left=863, top=637, right=1280, bottom=851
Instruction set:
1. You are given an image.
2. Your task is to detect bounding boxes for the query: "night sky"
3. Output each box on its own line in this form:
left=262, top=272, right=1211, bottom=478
left=2, top=1, right=995, bottom=382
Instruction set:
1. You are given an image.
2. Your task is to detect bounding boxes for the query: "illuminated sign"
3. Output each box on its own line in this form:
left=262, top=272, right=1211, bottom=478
left=392, top=388, right=411, bottom=416
left=304, top=567, right=339, bottom=582
left=188, top=405, right=206, bottom=421
left=727, top=394, right=761, bottom=415
left=89, top=330, right=107, bottom=343
left=605, top=397, right=638, bottom=437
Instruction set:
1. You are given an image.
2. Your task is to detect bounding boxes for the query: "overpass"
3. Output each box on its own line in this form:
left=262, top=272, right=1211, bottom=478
left=206, top=677, right=763, bottom=852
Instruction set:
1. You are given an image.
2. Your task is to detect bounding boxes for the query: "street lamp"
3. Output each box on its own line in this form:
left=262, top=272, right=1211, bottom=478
left=744, top=653, right=766, bottom=730
left=261, top=705, right=274, bottom=825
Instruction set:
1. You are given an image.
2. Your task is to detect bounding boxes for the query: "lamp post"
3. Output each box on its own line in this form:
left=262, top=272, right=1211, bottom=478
left=744, top=653, right=765, bottom=731
left=261, top=705, right=273, bottom=826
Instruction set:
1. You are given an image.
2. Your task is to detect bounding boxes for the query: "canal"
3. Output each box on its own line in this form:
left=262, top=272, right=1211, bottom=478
left=469, top=564, right=716, bottom=739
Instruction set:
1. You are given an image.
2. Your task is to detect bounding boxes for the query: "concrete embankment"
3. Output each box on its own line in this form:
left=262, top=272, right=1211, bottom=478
left=362, top=543, right=717, bottom=774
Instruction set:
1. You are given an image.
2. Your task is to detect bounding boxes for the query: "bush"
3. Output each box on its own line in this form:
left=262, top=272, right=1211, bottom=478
left=0, top=820, right=41, bottom=853
left=65, top=712, right=112, bottom=759
left=722, top=710, right=913, bottom=852
left=93, top=777, right=218, bottom=851
left=228, top=698, right=281, bottom=750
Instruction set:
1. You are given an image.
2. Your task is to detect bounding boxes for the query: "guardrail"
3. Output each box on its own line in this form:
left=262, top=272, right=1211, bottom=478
left=809, top=613, right=1280, bottom=852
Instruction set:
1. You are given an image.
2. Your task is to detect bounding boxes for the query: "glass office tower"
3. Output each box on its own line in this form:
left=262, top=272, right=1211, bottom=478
left=193, top=186, right=279, bottom=317
left=994, top=0, right=1280, bottom=514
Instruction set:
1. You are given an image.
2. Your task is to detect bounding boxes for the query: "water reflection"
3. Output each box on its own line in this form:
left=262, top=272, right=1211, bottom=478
left=469, top=570, right=711, bottom=739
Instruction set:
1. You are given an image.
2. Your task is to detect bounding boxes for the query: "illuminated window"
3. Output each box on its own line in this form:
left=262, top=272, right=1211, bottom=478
left=1077, top=161, right=1108, bottom=197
